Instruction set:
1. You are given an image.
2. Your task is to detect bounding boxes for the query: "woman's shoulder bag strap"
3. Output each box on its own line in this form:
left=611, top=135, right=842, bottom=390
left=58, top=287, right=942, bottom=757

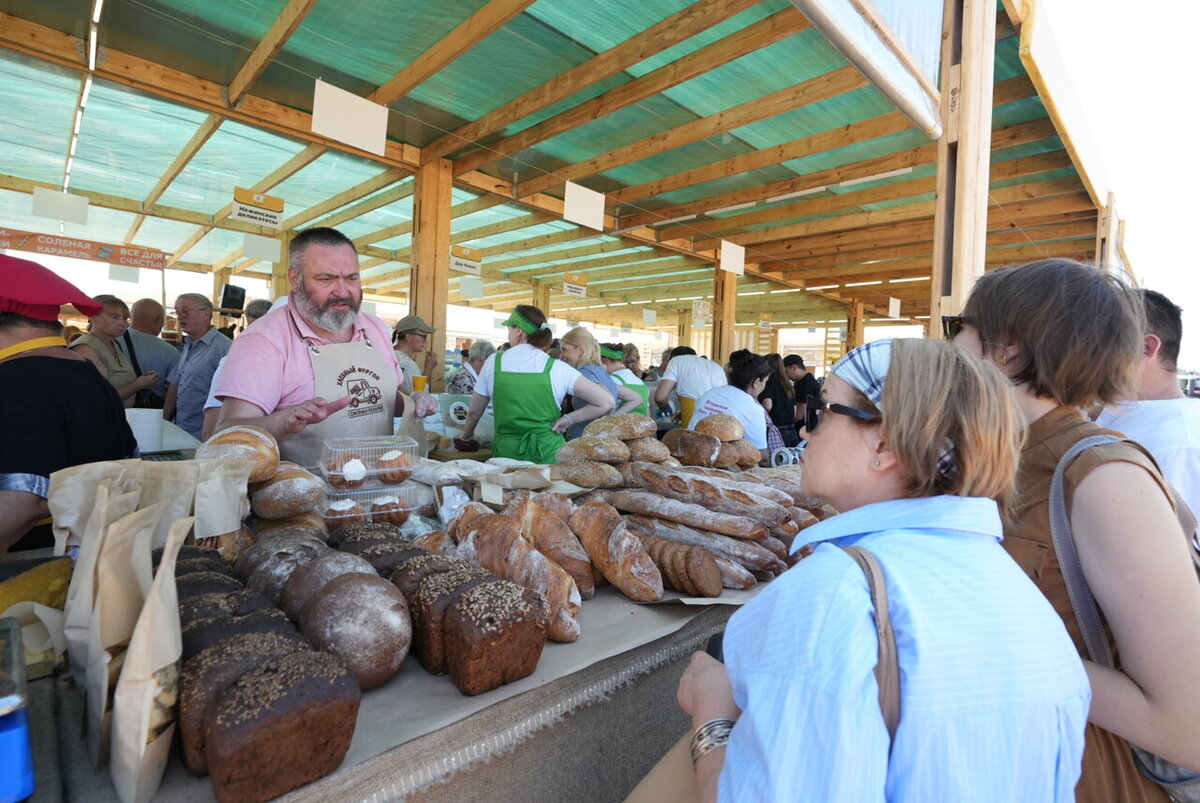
left=841, top=545, right=900, bottom=747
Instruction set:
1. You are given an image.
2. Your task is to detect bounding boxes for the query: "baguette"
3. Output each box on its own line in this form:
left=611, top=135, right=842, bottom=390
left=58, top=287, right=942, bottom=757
left=611, top=490, right=770, bottom=540
left=624, top=515, right=782, bottom=572
left=631, top=463, right=791, bottom=527
left=555, top=437, right=630, bottom=464
left=582, top=414, right=657, bottom=440
left=501, top=497, right=595, bottom=600
left=661, top=428, right=720, bottom=467
left=713, top=557, right=757, bottom=590
left=557, top=460, right=624, bottom=488
left=455, top=514, right=582, bottom=642
left=568, top=503, right=662, bottom=603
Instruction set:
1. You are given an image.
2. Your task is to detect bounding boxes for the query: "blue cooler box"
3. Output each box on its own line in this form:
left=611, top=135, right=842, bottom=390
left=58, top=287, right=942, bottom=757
left=0, top=617, right=33, bottom=803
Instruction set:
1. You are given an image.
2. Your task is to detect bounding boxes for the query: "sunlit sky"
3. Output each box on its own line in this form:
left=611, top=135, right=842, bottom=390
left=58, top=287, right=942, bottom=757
left=1046, top=0, right=1200, bottom=369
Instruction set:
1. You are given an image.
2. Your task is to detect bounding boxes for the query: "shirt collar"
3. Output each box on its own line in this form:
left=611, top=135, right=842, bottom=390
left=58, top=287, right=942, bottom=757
left=793, top=495, right=1003, bottom=554
left=185, top=325, right=219, bottom=347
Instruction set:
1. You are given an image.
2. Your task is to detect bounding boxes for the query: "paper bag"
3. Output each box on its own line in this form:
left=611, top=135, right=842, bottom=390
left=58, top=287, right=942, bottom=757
left=64, top=483, right=140, bottom=689
left=118, top=461, right=199, bottom=550
left=395, top=391, right=430, bottom=458
left=49, top=459, right=140, bottom=555
left=86, top=502, right=163, bottom=768
left=111, top=517, right=189, bottom=803
left=0, top=600, right=65, bottom=676
left=193, top=459, right=254, bottom=542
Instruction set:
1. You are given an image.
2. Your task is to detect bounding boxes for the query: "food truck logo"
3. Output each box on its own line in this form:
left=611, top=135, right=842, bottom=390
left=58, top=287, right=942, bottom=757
left=337, top=365, right=384, bottom=418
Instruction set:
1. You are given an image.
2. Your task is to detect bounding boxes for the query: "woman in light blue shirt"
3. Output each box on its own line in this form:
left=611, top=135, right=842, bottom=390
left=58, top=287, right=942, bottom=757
left=676, top=338, right=1090, bottom=802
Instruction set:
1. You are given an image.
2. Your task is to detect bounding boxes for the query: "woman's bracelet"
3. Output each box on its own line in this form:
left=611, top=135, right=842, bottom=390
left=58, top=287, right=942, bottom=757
left=690, top=718, right=735, bottom=767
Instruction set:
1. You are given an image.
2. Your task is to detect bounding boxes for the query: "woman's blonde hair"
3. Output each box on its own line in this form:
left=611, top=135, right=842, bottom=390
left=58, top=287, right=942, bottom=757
left=561, top=326, right=601, bottom=367
left=847, top=339, right=1022, bottom=510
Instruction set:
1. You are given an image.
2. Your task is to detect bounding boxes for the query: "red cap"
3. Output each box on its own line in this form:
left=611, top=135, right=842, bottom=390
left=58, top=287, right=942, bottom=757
left=0, top=253, right=103, bottom=321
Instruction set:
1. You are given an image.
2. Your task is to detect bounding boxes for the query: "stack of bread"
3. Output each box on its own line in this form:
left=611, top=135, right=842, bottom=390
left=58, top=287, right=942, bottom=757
left=662, top=413, right=761, bottom=469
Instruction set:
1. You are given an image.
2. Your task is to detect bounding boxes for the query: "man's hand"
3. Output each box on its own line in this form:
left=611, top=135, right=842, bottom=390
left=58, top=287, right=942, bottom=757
left=279, top=396, right=351, bottom=435
left=411, top=391, right=438, bottom=417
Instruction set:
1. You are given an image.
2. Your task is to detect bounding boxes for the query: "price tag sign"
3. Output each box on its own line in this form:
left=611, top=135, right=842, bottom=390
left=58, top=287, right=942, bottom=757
left=451, top=245, right=482, bottom=276
left=232, top=187, right=284, bottom=229
left=563, top=272, right=588, bottom=298
left=692, top=300, right=712, bottom=319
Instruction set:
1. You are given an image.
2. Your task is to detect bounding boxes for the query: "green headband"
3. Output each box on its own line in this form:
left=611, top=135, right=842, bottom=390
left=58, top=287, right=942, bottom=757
left=502, top=309, right=547, bottom=335
left=600, top=346, right=625, bottom=360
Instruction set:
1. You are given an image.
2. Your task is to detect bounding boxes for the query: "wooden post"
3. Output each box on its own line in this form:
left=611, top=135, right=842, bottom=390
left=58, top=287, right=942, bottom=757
left=532, top=280, right=551, bottom=315
left=712, top=267, right=737, bottom=364
left=1095, top=191, right=1119, bottom=272
left=846, top=301, right=865, bottom=350
left=211, top=267, right=231, bottom=310
left=676, top=311, right=693, bottom=352
left=410, top=158, right=453, bottom=392
left=272, top=230, right=292, bottom=300
left=928, top=0, right=997, bottom=336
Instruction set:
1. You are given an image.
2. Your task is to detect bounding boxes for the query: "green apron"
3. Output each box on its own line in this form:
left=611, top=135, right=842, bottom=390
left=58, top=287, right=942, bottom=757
left=613, top=371, right=650, bottom=416
left=492, top=351, right=566, bottom=464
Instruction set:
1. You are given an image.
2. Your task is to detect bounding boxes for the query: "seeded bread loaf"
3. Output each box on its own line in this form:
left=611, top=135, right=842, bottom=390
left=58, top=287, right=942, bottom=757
left=444, top=581, right=549, bottom=696
left=390, top=553, right=473, bottom=597
left=176, top=556, right=233, bottom=578
left=180, top=589, right=273, bottom=629
left=328, top=520, right=403, bottom=547
left=301, top=573, right=413, bottom=690
left=205, top=651, right=360, bottom=803
left=406, top=568, right=495, bottom=675
left=177, top=571, right=243, bottom=602
left=181, top=608, right=298, bottom=662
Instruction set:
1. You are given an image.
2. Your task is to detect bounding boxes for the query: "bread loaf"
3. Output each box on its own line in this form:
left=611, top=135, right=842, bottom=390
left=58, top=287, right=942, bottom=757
left=279, top=551, right=376, bottom=622
left=531, top=491, right=577, bottom=522
left=195, top=526, right=256, bottom=564
left=249, top=512, right=328, bottom=542
left=624, top=515, right=782, bottom=572
left=635, top=533, right=722, bottom=597
left=234, top=533, right=328, bottom=582
left=179, top=589, right=273, bottom=630
left=181, top=609, right=298, bottom=662
left=733, top=439, right=762, bottom=467
left=661, top=428, right=721, bottom=467
left=713, top=556, right=757, bottom=590
left=611, top=490, right=769, bottom=539
left=205, top=651, right=360, bottom=803
left=196, top=425, right=280, bottom=483
left=390, top=553, right=473, bottom=597
left=625, top=436, right=669, bottom=463
left=555, top=436, right=630, bottom=464
left=557, top=460, right=624, bottom=488
left=356, top=543, right=429, bottom=576
left=568, top=503, right=662, bottom=603
left=250, top=465, right=325, bottom=520
left=447, top=501, right=493, bottom=544
left=301, top=573, right=413, bottom=690
left=405, top=568, right=494, bottom=675
left=501, top=496, right=595, bottom=599
left=177, top=571, right=243, bottom=601
left=176, top=555, right=232, bottom=578
left=444, top=581, right=549, bottom=696
left=328, top=520, right=399, bottom=548
left=714, top=441, right=740, bottom=469
left=631, top=463, right=792, bottom=527
left=661, top=466, right=794, bottom=506
left=573, top=488, right=614, bottom=505
left=693, top=413, right=744, bottom=442
left=411, top=530, right=455, bottom=555
left=582, top=413, right=656, bottom=440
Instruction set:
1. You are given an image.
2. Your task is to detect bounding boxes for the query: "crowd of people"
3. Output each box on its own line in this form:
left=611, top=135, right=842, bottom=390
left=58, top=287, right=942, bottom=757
left=3, top=229, right=1200, bottom=801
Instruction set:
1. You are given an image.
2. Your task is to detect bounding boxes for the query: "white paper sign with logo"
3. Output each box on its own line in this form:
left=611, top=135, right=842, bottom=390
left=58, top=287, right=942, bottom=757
left=231, top=187, right=284, bottom=229
left=562, top=272, right=588, bottom=298
left=450, top=245, right=482, bottom=276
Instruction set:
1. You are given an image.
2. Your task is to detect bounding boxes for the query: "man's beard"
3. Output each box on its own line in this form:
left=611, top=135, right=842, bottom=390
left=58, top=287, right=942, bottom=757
left=294, top=277, right=360, bottom=332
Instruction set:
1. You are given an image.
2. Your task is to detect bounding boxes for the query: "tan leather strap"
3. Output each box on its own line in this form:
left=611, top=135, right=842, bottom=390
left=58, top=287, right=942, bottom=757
left=842, top=545, right=901, bottom=745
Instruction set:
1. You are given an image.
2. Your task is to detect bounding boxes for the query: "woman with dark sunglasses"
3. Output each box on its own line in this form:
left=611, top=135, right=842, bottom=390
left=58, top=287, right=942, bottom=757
left=952, top=258, right=1200, bottom=802
left=674, top=338, right=1088, bottom=801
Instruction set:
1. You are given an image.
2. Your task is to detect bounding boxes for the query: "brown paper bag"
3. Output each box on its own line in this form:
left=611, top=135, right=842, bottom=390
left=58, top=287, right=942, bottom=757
left=49, top=459, right=140, bottom=555
left=119, top=461, right=200, bottom=550
left=111, top=517, right=189, bottom=803
left=64, top=483, right=140, bottom=689
left=86, top=502, right=163, bottom=768
left=193, top=459, right=254, bottom=542
left=395, top=390, right=430, bottom=458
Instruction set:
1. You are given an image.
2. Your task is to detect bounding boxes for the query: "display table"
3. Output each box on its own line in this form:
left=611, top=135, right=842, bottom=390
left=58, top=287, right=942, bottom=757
left=38, top=600, right=740, bottom=801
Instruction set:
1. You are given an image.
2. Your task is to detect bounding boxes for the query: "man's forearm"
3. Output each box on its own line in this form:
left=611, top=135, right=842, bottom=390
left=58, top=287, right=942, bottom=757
left=0, top=491, right=49, bottom=552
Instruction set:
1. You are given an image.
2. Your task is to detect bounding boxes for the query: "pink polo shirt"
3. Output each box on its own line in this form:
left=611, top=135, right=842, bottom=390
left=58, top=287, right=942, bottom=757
left=215, top=299, right=403, bottom=415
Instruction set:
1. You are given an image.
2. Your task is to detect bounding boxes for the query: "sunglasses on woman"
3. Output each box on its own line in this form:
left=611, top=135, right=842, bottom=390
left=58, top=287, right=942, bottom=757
left=804, top=395, right=879, bottom=433
left=941, top=315, right=974, bottom=340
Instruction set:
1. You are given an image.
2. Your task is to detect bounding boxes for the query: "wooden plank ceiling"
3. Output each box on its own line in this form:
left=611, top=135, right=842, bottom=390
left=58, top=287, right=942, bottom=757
left=0, top=0, right=1097, bottom=330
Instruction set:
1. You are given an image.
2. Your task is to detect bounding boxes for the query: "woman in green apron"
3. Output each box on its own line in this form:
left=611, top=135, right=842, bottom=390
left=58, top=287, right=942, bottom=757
left=600, top=342, right=650, bottom=415
left=456, top=305, right=614, bottom=464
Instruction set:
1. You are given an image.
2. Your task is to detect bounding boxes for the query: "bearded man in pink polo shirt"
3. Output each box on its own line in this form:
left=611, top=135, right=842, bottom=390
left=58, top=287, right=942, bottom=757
left=213, top=227, right=436, bottom=466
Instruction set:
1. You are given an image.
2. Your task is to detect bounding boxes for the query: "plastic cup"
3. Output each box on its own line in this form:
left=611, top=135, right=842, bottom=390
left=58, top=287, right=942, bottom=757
left=679, top=396, right=697, bottom=428
left=412, top=375, right=427, bottom=392
left=126, top=409, right=164, bottom=453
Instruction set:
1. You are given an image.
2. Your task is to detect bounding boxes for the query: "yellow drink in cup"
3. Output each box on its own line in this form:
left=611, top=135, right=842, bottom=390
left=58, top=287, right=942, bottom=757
left=412, top=375, right=427, bottom=392
left=679, top=396, right=696, bottom=428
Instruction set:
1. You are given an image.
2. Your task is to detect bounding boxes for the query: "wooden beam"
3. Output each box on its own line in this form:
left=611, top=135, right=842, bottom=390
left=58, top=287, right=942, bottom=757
left=518, top=65, right=867, bottom=198
left=124, top=113, right=223, bottom=244
left=845, top=301, right=865, bottom=350
left=505, top=251, right=698, bottom=280
left=227, top=0, right=320, bottom=105
left=285, top=169, right=409, bottom=230
left=370, top=0, right=538, bottom=107
left=452, top=8, right=811, bottom=175
left=532, top=280, right=552, bottom=314
left=410, top=159, right=453, bottom=392
left=423, top=0, right=762, bottom=161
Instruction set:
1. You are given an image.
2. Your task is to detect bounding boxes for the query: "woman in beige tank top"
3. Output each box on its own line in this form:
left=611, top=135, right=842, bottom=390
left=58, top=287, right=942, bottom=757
left=69, top=294, right=160, bottom=408
left=951, top=258, right=1200, bottom=801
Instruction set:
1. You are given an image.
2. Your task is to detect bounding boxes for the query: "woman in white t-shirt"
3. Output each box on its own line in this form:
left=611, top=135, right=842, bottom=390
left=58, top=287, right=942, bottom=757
left=689, top=353, right=774, bottom=461
left=457, top=305, right=613, bottom=463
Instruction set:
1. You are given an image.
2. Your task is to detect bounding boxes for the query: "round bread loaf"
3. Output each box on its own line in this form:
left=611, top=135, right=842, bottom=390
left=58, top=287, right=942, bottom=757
left=279, top=551, right=377, bottom=622
left=180, top=589, right=273, bottom=629
left=250, top=465, right=325, bottom=520
left=196, top=426, right=280, bottom=483
left=246, top=544, right=329, bottom=603
left=582, top=414, right=656, bottom=441
left=557, top=460, right=624, bottom=488
left=250, top=510, right=328, bottom=537
left=693, top=414, right=745, bottom=442
left=661, top=428, right=721, bottom=467
left=554, top=437, right=630, bottom=464
left=714, top=441, right=741, bottom=469
left=329, top=520, right=403, bottom=548
left=625, top=436, right=670, bottom=463
left=734, top=439, right=762, bottom=467
left=233, top=533, right=328, bottom=582
left=300, top=573, right=413, bottom=690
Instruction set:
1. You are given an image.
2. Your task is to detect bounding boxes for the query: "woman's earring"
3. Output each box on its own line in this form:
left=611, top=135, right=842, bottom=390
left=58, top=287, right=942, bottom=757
left=873, top=460, right=880, bottom=468
left=999, top=354, right=1009, bottom=365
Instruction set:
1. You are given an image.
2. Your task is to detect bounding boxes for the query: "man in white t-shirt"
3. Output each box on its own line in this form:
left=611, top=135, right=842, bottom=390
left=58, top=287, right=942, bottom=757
left=1097, top=289, right=1200, bottom=516
left=653, top=346, right=727, bottom=413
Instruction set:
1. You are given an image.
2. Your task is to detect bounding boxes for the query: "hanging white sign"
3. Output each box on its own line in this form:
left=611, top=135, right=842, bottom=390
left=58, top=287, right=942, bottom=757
left=450, top=245, right=482, bottom=276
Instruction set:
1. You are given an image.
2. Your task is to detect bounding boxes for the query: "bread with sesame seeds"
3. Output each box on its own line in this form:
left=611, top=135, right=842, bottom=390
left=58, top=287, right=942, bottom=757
left=444, top=580, right=549, bottom=696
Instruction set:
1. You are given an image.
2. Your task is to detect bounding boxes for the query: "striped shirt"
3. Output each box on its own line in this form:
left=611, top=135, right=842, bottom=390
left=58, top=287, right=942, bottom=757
left=719, top=495, right=1089, bottom=802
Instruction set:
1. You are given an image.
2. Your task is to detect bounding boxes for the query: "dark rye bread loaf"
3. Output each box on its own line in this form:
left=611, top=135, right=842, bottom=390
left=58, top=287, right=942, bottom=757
left=179, top=631, right=311, bottom=776
left=357, top=543, right=428, bottom=576
left=300, top=573, right=413, bottom=690
left=182, top=608, right=298, bottom=662
left=177, top=571, right=243, bottom=602
left=444, top=580, right=549, bottom=696
left=337, top=532, right=410, bottom=555
left=245, top=543, right=329, bottom=603
left=175, top=555, right=233, bottom=578
left=407, top=568, right=495, bottom=675
left=278, top=551, right=376, bottom=623
left=389, top=553, right=473, bottom=597
left=328, top=520, right=403, bottom=548
left=180, top=589, right=273, bottom=630
left=153, top=544, right=219, bottom=570
left=233, top=533, right=327, bottom=582
left=205, top=651, right=360, bottom=803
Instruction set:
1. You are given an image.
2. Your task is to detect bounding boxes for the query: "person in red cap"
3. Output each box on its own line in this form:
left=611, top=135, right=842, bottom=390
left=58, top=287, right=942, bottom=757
left=0, top=253, right=136, bottom=552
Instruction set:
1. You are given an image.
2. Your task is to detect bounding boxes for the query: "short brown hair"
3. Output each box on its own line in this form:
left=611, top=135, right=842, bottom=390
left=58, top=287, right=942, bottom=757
left=512, top=304, right=553, bottom=350
left=867, top=339, right=1022, bottom=509
left=961, top=259, right=1143, bottom=408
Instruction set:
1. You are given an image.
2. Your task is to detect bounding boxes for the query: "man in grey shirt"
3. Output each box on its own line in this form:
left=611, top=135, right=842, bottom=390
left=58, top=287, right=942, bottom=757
left=117, top=298, right=181, bottom=407
left=164, top=293, right=231, bottom=438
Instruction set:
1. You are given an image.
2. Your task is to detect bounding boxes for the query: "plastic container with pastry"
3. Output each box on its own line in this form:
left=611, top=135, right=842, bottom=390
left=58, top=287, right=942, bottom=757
left=321, top=480, right=422, bottom=529
left=320, top=435, right=418, bottom=487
